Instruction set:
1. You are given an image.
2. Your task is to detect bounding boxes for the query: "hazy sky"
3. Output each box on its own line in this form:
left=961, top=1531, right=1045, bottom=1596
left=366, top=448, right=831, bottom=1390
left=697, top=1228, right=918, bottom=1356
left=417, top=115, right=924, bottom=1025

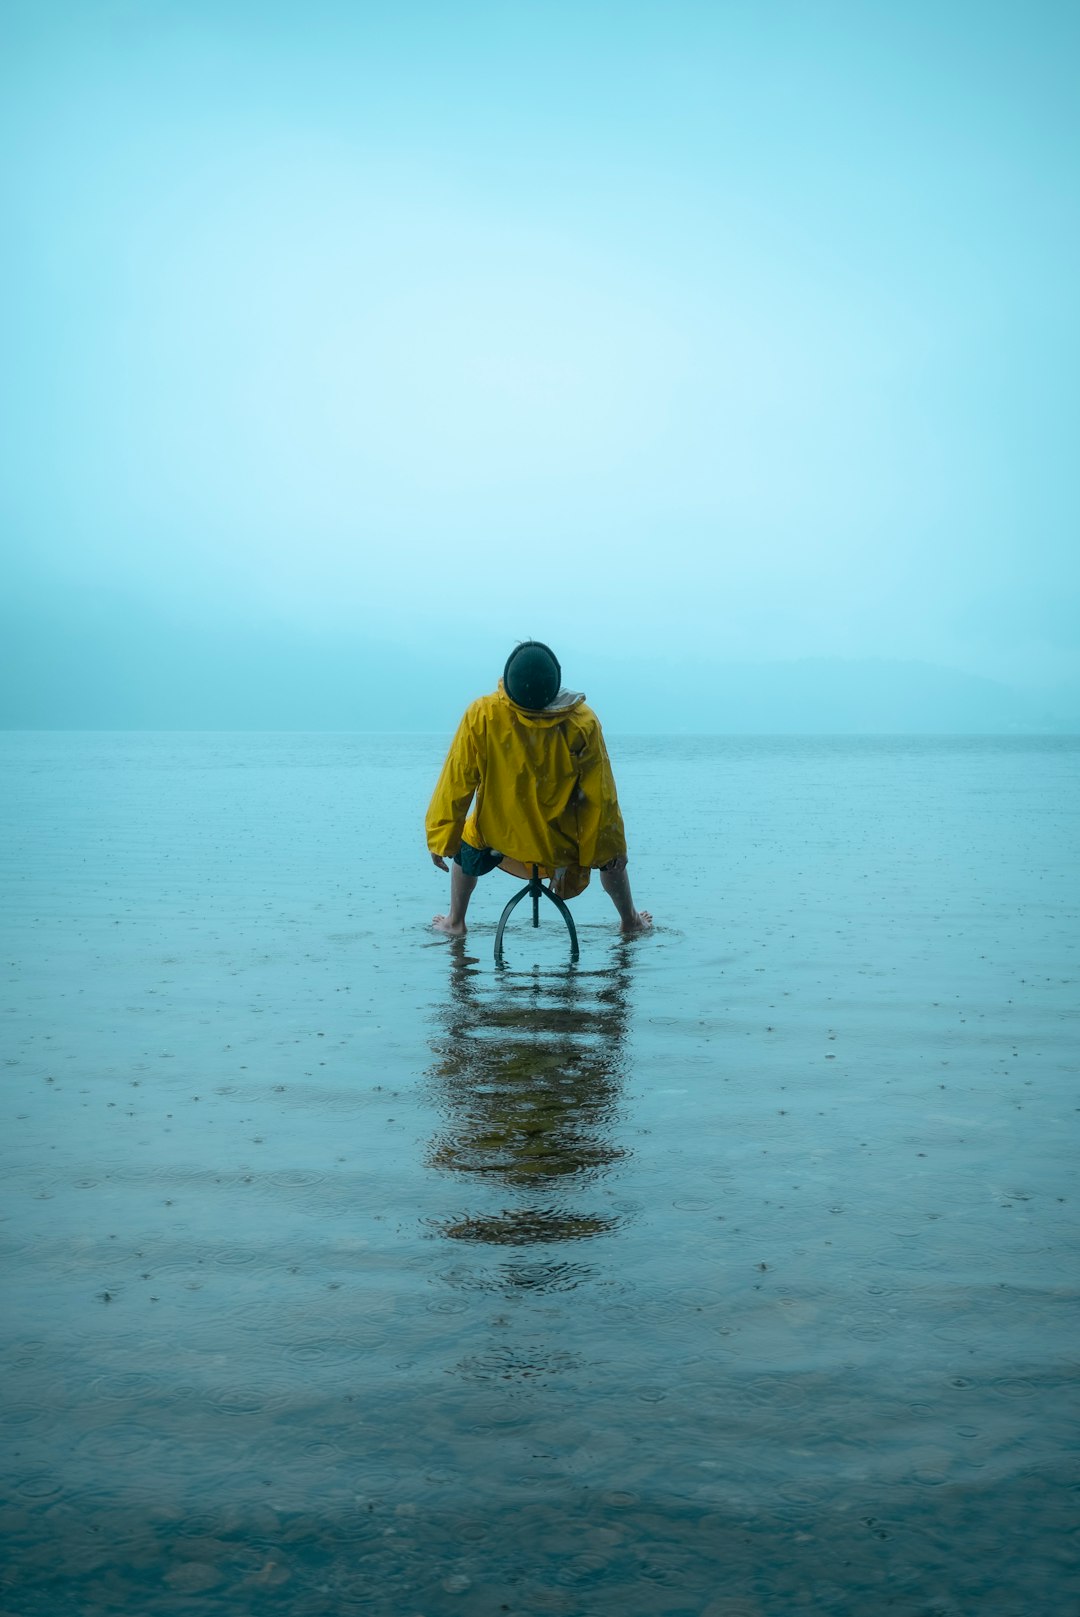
left=4, top=0, right=1079, bottom=715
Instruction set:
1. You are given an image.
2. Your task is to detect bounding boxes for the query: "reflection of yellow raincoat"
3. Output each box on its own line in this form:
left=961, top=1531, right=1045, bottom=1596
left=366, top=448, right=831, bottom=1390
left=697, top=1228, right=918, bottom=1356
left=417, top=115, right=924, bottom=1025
left=425, top=682, right=627, bottom=897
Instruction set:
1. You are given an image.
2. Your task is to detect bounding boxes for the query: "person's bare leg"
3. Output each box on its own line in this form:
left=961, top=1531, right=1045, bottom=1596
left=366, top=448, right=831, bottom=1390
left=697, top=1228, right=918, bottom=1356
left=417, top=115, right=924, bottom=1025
left=433, top=861, right=476, bottom=936
left=600, top=864, right=653, bottom=935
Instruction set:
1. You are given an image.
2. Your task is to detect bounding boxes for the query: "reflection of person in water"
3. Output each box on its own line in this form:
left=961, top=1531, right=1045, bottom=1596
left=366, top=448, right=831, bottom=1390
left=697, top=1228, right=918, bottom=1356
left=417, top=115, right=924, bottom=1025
left=426, top=640, right=652, bottom=937
left=426, top=947, right=633, bottom=1248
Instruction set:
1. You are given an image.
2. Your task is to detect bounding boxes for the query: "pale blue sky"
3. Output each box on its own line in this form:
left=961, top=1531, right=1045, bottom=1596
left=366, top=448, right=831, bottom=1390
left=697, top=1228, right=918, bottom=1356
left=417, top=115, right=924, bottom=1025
left=3, top=0, right=1078, bottom=721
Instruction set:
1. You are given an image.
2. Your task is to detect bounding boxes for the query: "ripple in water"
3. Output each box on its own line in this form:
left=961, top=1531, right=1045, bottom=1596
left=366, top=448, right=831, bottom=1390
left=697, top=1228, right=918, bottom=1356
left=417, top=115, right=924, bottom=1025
left=0, top=1404, right=46, bottom=1427
left=89, top=1372, right=159, bottom=1401
left=16, top=1475, right=62, bottom=1499
left=991, top=1377, right=1040, bottom=1398
left=208, top=1386, right=289, bottom=1417
left=282, top=1336, right=388, bottom=1364
left=73, top=1424, right=164, bottom=1464
left=742, top=1375, right=813, bottom=1410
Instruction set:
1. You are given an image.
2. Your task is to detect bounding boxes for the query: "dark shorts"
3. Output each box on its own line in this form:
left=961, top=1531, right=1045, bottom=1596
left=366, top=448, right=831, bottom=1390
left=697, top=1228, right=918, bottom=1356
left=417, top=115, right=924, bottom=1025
left=454, top=841, right=505, bottom=877
left=454, top=841, right=627, bottom=877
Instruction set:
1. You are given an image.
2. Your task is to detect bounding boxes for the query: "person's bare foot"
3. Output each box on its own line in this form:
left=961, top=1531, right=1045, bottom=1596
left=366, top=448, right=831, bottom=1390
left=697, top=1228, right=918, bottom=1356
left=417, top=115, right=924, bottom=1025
left=432, top=914, right=466, bottom=937
left=620, top=909, right=653, bottom=936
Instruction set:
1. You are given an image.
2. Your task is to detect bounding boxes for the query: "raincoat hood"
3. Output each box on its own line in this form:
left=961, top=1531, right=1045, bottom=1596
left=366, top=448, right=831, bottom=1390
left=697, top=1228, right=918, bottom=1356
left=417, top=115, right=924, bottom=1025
left=497, top=678, right=586, bottom=725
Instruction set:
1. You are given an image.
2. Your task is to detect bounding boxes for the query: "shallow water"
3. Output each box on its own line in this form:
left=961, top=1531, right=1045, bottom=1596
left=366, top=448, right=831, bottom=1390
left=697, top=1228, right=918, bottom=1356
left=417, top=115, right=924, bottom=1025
left=2, top=732, right=1078, bottom=1615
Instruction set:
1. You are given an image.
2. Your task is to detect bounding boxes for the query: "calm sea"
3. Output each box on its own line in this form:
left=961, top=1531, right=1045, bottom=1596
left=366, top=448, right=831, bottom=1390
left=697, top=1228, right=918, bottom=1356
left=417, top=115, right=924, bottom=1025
left=2, top=733, right=1078, bottom=1615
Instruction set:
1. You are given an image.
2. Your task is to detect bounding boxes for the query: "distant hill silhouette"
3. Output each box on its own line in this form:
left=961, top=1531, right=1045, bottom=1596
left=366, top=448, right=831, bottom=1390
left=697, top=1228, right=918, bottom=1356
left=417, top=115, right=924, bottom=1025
left=592, top=656, right=1080, bottom=735
left=2, top=598, right=1077, bottom=733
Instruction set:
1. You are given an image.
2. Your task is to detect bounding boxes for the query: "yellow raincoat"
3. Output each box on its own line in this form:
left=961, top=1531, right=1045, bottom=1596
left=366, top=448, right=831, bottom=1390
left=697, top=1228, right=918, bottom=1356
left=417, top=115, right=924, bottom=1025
left=425, top=682, right=627, bottom=898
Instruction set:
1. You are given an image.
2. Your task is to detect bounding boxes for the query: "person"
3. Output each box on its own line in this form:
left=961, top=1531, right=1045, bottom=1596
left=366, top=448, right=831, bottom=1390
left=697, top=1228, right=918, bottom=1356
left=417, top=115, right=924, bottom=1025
left=426, top=641, right=652, bottom=938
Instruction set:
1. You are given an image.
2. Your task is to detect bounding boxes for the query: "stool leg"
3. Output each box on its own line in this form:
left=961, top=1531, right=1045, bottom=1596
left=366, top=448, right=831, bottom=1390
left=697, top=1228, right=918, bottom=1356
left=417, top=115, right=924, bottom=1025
left=494, top=881, right=531, bottom=964
left=544, top=885, right=579, bottom=963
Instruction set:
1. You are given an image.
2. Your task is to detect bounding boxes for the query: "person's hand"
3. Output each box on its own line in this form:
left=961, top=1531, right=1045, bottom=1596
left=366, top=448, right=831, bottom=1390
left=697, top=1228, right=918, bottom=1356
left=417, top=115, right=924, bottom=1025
left=430, top=853, right=449, bottom=872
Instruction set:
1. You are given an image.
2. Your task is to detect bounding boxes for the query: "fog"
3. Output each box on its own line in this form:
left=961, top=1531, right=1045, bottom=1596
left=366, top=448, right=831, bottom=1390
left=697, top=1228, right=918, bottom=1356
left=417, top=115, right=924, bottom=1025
left=4, top=0, right=1078, bottom=729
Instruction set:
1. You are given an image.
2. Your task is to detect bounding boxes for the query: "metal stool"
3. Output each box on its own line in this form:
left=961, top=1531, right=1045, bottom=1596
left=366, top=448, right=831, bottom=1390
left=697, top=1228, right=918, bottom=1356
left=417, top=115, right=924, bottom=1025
left=494, top=865, right=579, bottom=965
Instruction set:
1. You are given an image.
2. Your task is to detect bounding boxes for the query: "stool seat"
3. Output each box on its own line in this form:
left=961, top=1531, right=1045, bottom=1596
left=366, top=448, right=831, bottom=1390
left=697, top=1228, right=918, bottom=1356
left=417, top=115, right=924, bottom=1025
left=494, top=865, right=579, bottom=965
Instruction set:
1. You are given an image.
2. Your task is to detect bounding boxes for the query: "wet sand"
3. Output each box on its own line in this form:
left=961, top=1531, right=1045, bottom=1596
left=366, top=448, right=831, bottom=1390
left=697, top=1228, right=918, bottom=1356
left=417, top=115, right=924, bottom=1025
left=2, top=733, right=1078, bottom=1614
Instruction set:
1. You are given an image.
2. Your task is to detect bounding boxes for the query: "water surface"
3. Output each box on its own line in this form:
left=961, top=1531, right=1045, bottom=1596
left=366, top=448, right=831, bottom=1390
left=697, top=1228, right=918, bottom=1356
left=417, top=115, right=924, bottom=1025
left=2, top=733, right=1078, bottom=1614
